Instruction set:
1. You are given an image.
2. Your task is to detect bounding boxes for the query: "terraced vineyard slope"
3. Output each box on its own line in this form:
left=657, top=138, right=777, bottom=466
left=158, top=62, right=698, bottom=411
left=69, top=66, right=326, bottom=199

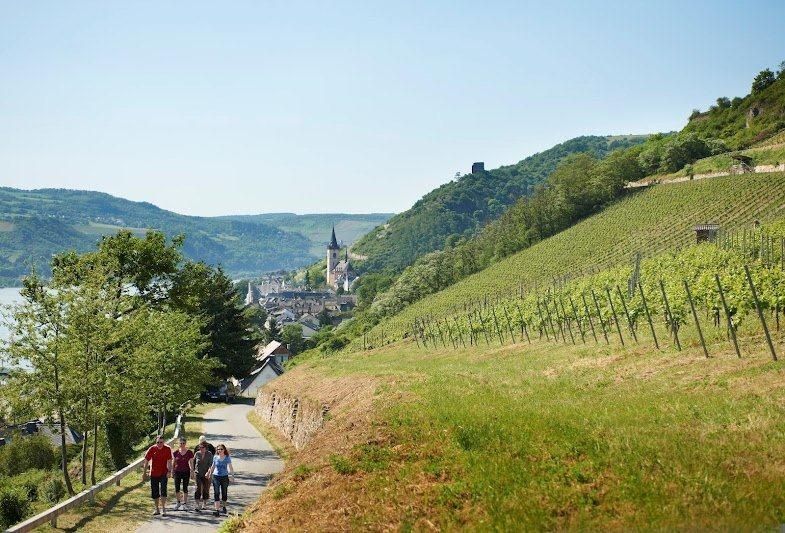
left=365, top=172, right=785, bottom=342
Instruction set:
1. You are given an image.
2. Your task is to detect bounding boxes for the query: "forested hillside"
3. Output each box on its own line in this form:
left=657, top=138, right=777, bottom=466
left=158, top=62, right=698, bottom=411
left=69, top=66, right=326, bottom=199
left=358, top=67, right=785, bottom=321
left=351, top=135, right=648, bottom=273
left=0, top=188, right=388, bottom=286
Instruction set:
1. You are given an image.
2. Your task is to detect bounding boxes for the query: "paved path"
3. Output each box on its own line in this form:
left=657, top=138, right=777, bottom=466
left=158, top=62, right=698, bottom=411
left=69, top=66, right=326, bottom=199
left=136, top=403, right=283, bottom=533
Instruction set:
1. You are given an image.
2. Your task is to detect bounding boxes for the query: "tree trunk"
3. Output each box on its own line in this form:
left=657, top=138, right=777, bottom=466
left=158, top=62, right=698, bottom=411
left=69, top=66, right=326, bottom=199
left=90, top=419, right=98, bottom=485
left=58, top=408, right=75, bottom=496
left=80, top=427, right=88, bottom=486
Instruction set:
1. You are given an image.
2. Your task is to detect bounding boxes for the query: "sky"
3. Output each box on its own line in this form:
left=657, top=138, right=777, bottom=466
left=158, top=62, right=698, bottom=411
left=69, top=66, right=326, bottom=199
left=1, top=1, right=784, bottom=217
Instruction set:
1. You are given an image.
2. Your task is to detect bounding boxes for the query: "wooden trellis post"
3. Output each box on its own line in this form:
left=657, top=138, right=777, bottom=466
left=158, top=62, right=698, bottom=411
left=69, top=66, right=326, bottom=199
left=638, top=282, right=659, bottom=350
left=714, top=274, right=741, bottom=359
left=683, top=280, right=709, bottom=358
left=744, top=265, right=777, bottom=361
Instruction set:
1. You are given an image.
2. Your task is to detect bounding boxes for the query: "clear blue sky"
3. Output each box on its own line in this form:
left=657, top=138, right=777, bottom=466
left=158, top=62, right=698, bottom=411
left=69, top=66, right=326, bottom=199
left=1, top=1, right=783, bottom=217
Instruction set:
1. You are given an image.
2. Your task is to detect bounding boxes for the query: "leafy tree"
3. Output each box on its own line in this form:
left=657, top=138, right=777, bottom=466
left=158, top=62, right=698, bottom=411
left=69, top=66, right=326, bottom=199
left=716, top=97, right=731, bottom=109
left=265, top=315, right=281, bottom=343
left=169, top=262, right=257, bottom=379
left=4, top=273, right=77, bottom=495
left=281, top=324, right=305, bottom=355
left=752, top=68, right=775, bottom=94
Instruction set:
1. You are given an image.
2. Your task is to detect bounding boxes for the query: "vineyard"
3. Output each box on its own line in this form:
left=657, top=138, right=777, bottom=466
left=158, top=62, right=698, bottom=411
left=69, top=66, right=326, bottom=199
left=358, top=172, right=785, bottom=346
left=368, top=243, right=785, bottom=364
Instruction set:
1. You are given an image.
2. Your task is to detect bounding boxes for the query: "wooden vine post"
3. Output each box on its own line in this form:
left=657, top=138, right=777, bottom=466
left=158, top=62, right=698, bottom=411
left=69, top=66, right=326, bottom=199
left=605, top=287, right=625, bottom=346
left=559, top=299, right=576, bottom=345
left=683, top=280, right=709, bottom=358
left=637, top=282, right=659, bottom=350
left=616, top=285, right=638, bottom=343
left=714, top=274, right=741, bottom=359
left=581, top=293, right=599, bottom=344
left=590, top=289, right=610, bottom=344
left=491, top=307, right=505, bottom=344
left=744, top=264, right=778, bottom=361
left=659, top=280, right=681, bottom=351
left=568, top=296, right=586, bottom=344
left=502, top=306, right=517, bottom=344
left=516, top=303, right=531, bottom=344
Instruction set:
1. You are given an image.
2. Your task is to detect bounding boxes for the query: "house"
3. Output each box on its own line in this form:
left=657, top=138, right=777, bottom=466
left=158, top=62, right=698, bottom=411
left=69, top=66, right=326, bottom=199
left=255, top=340, right=291, bottom=366
left=240, top=359, right=284, bottom=398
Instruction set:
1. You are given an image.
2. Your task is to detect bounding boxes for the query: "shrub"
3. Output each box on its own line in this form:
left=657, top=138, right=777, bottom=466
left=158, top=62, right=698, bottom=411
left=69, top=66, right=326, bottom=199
left=0, top=488, right=30, bottom=528
left=0, top=435, right=57, bottom=476
left=41, top=476, right=66, bottom=503
left=10, top=469, right=49, bottom=501
left=292, top=464, right=313, bottom=481
left=329, top=454, right=357, bottom=475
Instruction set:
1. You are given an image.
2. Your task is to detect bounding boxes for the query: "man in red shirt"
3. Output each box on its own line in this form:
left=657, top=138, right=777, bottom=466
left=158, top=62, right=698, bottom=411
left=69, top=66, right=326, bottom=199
left=143, top=435, right=173, bottom=516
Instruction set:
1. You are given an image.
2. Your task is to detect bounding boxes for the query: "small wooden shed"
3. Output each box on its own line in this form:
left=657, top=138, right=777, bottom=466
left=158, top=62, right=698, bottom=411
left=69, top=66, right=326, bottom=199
left=694, top=223, right=720, bottom=243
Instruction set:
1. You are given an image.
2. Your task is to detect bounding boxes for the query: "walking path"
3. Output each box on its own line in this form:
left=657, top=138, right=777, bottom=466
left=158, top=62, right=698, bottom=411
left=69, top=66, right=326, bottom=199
left=136, top=403, right=283, bottom=533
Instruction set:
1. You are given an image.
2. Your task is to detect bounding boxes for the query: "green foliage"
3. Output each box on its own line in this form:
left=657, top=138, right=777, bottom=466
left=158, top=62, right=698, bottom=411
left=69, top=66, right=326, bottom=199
left=353, top=135, right=648, bottom=274
left=0, top=487, right=30, bottom=529
left=40, top=475, right=66, bottom=503
left=0, top=436, right=57, bottom=476
left=354, top=273, right=395, bottom=310
left=9, top=469, right=49, bottom=501
left=752, top=68, right=776, bottom=94
left=292, top=464, right=314, bottom=481
left=360, top=172, right=785, bottom=346
left=329, top=454, right=357, bottom=475
left=169, top=261, right=258, bottom=378
left=281, top=324, right=306, bottom=355
left=683, top=68, right=785, bottom=149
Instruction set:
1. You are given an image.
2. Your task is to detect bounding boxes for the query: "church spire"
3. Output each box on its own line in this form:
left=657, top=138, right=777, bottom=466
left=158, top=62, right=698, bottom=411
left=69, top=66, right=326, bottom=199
left=328, top=226, right=339, bottom=250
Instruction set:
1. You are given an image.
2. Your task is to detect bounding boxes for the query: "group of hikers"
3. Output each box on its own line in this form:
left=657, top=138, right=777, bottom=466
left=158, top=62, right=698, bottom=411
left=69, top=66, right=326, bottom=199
left=143, top=434, right=236, bottom=517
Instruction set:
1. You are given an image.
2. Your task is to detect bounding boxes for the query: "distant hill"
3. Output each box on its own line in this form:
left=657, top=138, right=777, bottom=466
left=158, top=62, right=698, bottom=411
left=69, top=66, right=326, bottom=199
left=0, top=188, right=391, bottom=287
left=351, top=135, right=648, bottom=274
left=218, top=213, right=393, bottom=256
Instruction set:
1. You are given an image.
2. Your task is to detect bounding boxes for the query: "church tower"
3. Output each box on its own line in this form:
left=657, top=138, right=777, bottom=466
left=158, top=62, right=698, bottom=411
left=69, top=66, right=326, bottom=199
left=326, top=226, right=340, bottom=285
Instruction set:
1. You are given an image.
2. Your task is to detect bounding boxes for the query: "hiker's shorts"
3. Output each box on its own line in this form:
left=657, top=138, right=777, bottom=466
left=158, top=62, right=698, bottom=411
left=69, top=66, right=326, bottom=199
left=150, top=475, right=168, bottom=499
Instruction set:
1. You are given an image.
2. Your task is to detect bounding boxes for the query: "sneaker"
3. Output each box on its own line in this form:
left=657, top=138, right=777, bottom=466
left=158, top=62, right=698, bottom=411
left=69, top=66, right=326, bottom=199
left=221, top=506, right=227, bottom=515
left=153, top=509, right=160, bottom=516
left=174, top=502, right=181, bottom=511
left=213, top=510, right=219, bottom=517
left=162, top=509, right=167, bottom=517
left=195, top=507, right=201, bottom=513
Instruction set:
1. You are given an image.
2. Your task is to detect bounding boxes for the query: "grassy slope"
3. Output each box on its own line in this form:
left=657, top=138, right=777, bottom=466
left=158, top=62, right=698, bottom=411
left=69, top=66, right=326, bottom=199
left=366, top=172, right=785, bottom=342
left=244, top=331, right=785, bottom=531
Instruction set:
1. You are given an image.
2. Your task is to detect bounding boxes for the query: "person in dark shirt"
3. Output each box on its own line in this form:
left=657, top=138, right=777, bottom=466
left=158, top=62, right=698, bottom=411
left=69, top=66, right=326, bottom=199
left=172, top=437, right=195, bottom=511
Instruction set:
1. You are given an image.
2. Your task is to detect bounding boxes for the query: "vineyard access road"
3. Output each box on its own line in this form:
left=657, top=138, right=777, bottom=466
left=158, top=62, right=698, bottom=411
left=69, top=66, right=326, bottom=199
left=136, top=402, right=283, bottom=533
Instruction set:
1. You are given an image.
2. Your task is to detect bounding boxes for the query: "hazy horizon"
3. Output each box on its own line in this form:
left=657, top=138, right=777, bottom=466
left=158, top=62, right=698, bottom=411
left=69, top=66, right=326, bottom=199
left=2, top=1, right=784, bottom=216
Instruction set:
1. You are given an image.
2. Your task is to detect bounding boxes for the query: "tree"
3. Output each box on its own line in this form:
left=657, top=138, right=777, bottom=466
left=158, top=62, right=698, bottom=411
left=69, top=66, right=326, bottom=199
left=130, top=309, right=214, bottom=433
left=4, top=273, right=76, bottom=495
left=281, top=324, right=305, bottom=355
left=304, top=270, right=312, bottom=290
left=265, top=315, right=281, bottom=343
left=169, top=262, right=257, bottom=379
left=752, top=68, right=775, bottom=94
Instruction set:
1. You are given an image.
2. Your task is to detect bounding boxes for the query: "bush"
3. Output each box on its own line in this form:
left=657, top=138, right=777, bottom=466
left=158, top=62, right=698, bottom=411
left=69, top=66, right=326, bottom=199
left=0, top=488, right=30, bottom=528
left=10, top=469, right=49, bottom=501
left=329, top=454, right=357, bottom=475
left=0, top=435, right=57, bottom=476
left=41, top=476, right=66, bottom=504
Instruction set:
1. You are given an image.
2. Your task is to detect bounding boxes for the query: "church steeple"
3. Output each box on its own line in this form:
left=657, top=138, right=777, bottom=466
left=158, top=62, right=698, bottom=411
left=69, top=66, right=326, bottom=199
left=328, top=226, right=339, bottom=250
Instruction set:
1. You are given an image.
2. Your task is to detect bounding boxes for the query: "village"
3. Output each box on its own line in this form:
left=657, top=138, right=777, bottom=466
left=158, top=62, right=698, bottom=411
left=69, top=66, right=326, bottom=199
left=231, top=226, right=359, bottom=399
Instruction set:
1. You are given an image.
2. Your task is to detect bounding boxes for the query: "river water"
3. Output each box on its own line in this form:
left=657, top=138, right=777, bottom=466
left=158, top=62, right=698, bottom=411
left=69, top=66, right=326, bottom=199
left=0, top=287, right=22, bottom=342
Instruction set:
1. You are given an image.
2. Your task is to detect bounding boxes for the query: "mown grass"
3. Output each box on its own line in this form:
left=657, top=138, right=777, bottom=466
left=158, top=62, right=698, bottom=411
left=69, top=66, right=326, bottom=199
left=34, top=402, right=217, bottom=532
left=301, top=332, right=785, bottom=530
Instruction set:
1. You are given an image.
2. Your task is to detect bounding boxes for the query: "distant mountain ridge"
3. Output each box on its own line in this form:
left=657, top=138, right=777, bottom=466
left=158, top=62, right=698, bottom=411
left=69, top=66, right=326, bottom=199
left=351, top=135, right=649, bottom=274
left=0, top=187, right=392, bottom=286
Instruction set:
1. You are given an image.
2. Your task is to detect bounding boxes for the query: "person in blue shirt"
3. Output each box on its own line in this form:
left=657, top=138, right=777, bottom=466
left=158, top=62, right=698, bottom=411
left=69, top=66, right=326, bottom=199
left=206, top=443, right=235, bottom=516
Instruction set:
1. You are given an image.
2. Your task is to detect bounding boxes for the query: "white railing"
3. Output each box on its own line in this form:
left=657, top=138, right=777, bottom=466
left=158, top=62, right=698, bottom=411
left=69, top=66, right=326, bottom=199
left=6, top=412, right=186, bottom=532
